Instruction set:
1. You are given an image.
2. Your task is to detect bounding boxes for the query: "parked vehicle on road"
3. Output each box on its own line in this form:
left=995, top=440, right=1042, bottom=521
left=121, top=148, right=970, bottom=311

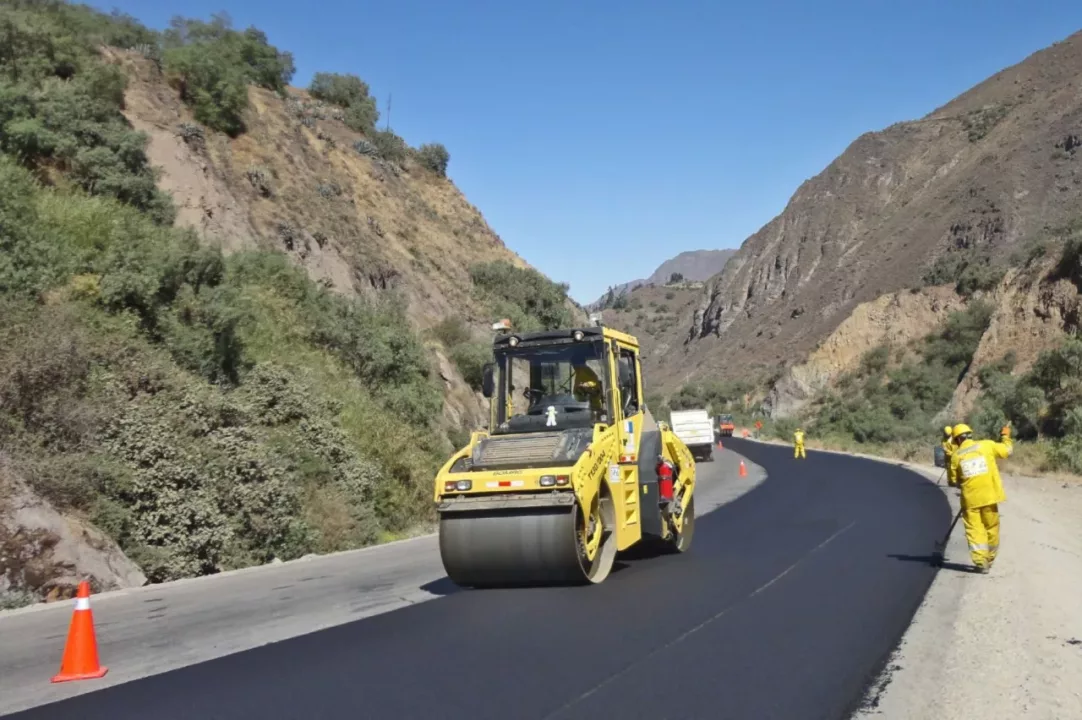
left=670, top=409, right=715, bottom=462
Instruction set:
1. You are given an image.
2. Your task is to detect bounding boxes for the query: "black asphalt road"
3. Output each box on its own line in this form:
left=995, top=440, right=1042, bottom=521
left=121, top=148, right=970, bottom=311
left=9, top=441, right=950, bottom=720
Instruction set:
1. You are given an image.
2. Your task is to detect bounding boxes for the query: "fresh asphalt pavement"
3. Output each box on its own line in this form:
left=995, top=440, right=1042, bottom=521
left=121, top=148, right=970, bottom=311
left=3, top=440, right=950, bottom=720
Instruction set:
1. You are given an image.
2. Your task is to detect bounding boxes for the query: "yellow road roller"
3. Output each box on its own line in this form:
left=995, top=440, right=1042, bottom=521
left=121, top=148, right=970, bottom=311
left=433, top=320, right=697, bottom=588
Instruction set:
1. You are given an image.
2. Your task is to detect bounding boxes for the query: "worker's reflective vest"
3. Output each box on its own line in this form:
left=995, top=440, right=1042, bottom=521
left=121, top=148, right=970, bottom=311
left=949, top=437, right=1011, bottom=508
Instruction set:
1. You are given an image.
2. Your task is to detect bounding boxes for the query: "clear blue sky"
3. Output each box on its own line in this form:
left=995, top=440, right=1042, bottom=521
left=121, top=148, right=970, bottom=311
left=101, top=1, right=1082, bottom=303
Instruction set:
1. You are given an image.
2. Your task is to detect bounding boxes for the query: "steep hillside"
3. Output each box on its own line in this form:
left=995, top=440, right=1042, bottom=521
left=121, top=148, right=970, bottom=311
left=675, top=29, right=1082, bottom=391
left=590, top=281, right=705, bottom=381
left=105, top=46, right=584, bottom=430
left=590, top=249, right=734, bottom=308
left=0, top=3, right=581, bottom=604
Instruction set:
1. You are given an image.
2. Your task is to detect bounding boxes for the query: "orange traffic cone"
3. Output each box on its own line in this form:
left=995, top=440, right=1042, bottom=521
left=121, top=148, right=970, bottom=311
left=739, top=460, right=747, bottom=478
left=51, top=581, right=108, bottom=683
left=717, top=439, right=723, bottom=449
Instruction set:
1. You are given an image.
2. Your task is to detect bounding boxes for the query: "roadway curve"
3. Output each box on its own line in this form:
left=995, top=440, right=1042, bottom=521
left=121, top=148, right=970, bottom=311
left=6, top=440, right=950, bottom=720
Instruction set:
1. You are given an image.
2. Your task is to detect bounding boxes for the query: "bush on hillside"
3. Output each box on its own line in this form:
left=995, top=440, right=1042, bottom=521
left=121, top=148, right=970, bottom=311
left=469, top=261, right=574, bottom=332
left=809, top=302, right=993, bottom=443
left=922, top=251, right=1004, bottom=297
left=669, top=379, right=752, bottom=413
left=967, top=336, right=1082, bottom=473
left=0, top=126, right=446, bottom=586
left=415, top=143, right=450, bottom=177
left=451, top=342, right=491, bottom=390
left=369, top=129, right=409, bottom=164
left=308, top=72, right=373, bottom=109
left=308, top=72, right=380, bottom=134
left=431, top=316, right=471, bottom=348
left=0, top=5, right=174, bottom=223
left=162, top=14, right=295, bottom=136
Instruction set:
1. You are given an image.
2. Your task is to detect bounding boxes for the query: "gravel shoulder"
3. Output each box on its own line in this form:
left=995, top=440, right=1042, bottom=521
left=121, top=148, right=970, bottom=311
left=748, top=438, right=1082, bottom=719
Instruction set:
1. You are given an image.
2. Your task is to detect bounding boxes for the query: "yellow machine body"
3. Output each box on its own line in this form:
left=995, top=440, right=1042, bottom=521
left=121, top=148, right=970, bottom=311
left=433, top=324, right=696, bottom=588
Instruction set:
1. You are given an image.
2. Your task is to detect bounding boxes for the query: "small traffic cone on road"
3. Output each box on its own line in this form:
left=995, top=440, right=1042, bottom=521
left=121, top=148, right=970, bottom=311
left=717, top=439, right=723, bottom=449
left=51, top=581, right=108, bottom=683
left=739, top=460, right=747, bottom=478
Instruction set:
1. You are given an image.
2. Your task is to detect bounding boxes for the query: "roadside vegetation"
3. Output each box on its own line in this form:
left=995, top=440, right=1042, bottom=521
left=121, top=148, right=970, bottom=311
left=0, top=1, right=465, bottom=594
left=428, top=264, right=577, bottom=391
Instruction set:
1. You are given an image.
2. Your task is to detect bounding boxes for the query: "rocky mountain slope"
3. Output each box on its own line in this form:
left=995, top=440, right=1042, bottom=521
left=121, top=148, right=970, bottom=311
left=662, top=29, right=1082, bottom=394
left=589, top=249, right=734, bottom=308
left=107, top=46, right=581, bottom=430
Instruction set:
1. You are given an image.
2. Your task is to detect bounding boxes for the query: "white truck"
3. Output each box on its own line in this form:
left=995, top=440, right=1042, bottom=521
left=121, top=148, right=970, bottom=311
left=669, top=408, right=715, bottom=462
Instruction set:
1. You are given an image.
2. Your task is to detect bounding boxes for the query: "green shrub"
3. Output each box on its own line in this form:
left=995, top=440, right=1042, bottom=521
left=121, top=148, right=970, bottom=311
left=807, top=302, right=993, bottom=444
left=0, top=154, right=446, bottom=583
left=450, top=342, right=491, bottom=390
left=308, top=72, right=379, bottom=134
left=470, top=261, right=574, bottom=332
left=431, top=316, right=471, bottom=348
left=922, top=251, right=1004, bottom=296
left=369, top=129, right=409, bottom=164
left=309, top=72, right=372, bottom=108
left=669, top=379, right=752, bottom=414
left=415, top=143, right=450, bottom=177
left=0, top=5, right=174, bottom=222
left=162, top=15, right=295, bottom=136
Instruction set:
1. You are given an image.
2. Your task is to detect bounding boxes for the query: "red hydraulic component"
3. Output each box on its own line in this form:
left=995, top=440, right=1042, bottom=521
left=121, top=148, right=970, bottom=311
left=656, top=457, right=675, bottom=502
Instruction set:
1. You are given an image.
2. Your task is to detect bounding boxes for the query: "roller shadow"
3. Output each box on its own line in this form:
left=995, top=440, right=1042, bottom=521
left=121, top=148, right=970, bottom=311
left=419, top=577, right=461, bottom=596
left=887, top=553, right=975, bottom=574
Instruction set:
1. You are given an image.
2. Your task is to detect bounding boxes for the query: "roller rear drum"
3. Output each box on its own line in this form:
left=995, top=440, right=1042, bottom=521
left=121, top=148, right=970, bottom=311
left=439, top=496, right=616, bottom=588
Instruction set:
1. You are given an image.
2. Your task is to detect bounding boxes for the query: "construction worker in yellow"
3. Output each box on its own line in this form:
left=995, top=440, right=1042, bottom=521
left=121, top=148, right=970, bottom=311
left=948, top=422, right=1012, bottom=573
left=941, top=426, right=955, bottom=484
left=572, top=363, right=604, bottom=416
left=793, top=428, right=806, bottom=459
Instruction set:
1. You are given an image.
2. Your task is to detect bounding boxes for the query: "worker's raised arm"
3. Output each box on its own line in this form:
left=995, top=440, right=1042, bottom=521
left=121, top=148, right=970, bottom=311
left=992, top=424, right=1013, bottom=458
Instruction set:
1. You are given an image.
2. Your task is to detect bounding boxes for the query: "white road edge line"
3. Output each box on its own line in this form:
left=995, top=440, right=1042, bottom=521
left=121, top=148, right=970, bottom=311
left=543, top=519, right=858, bottom=718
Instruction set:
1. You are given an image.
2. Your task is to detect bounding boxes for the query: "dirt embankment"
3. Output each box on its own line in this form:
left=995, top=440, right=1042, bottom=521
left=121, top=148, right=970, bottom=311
left=1, top=455, right=145, bottom=606
left=856, top=465, right=1082, bottom=720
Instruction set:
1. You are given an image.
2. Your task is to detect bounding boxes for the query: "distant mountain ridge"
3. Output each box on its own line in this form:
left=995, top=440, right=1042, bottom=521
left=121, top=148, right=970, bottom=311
left=589, top=249, right=735, bottom=308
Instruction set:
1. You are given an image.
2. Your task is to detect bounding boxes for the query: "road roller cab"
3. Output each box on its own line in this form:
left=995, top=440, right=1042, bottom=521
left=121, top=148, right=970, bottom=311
left=434, top=321, right=697, bottom=588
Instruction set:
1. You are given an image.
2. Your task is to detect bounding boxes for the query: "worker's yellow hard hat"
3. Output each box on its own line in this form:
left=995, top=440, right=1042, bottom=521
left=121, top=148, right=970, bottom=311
left=951, top=423, right=973, bottom=439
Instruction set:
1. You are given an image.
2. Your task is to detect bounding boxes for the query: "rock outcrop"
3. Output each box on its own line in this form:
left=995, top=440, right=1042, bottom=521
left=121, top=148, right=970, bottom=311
left=1, top=456, right=146, bottom=606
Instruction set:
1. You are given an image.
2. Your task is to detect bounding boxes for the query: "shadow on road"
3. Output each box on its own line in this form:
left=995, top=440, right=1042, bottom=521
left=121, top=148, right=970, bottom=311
left=887, top=553, right=976, bottom=574
left=419, top=577, right=461, bottom=596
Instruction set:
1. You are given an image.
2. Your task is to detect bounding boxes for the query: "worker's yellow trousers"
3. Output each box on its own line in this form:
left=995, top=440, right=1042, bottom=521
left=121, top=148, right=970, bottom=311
left=794, top=443, right=806, bottom=459
left=962, top=503, right=1000, bottom=567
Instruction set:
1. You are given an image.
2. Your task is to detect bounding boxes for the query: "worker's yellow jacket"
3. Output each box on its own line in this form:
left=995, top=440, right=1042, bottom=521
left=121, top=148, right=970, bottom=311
left=949, top=436, right=1011, bottom=509
left=793, top=430, right=805, bottom=445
